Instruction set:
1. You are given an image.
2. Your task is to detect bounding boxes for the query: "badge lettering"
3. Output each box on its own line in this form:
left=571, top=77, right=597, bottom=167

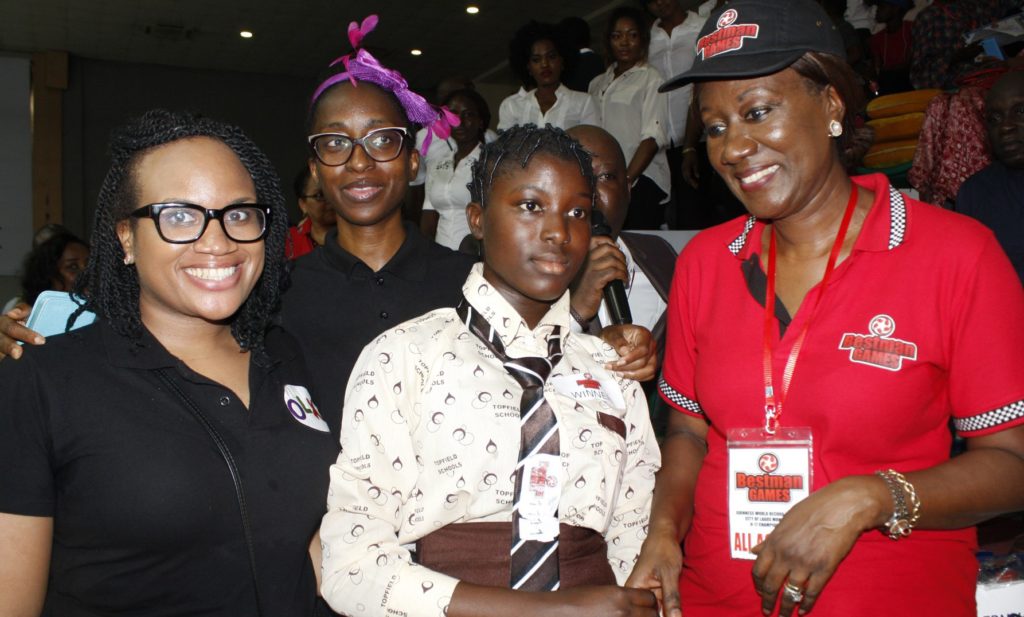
left=283, top=384, right=330, bottom=432
left=696, top=9, right=759, bottom=59
left=838, top=314, right=917, bottom=371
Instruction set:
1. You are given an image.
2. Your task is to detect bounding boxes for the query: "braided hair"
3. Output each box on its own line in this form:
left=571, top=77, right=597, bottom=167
left=469, top=124, right=595, bottom=208
left=72, top=109, right=288, bottom=359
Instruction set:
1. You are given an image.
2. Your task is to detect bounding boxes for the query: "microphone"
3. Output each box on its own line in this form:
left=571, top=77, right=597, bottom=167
left=590, top=210, right=632, bottom=325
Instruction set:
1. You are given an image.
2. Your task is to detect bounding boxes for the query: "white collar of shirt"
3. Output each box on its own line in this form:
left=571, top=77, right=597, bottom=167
left=462, top=262, right=572, bottom=355
left=515, top=83, right=571, bottom=106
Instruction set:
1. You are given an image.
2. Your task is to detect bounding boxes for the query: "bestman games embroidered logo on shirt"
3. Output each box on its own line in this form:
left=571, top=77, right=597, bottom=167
left=696, top=8, right=759, bottom=60
left=838, top=314, right=918, bottom=371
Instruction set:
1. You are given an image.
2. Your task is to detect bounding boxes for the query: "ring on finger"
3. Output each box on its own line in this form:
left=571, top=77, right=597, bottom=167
left=783, top=581, right=804, bottom=603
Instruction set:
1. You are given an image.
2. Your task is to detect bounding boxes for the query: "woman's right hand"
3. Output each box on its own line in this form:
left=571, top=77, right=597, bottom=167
left=0, top=304, right=44, bottom=361
left=626, top=529, right=684, bottom=617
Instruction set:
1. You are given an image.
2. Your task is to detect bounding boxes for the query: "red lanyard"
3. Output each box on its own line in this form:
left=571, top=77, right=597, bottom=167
left=761, top=185, right=859, bottom=434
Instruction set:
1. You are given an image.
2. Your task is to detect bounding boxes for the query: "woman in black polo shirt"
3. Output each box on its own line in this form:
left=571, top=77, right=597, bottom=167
left=0, top=110, right=337, bottom=615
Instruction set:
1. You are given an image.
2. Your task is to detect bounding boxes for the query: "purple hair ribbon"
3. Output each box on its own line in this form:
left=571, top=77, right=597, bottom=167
left=310, top=14, right=459, bottom=156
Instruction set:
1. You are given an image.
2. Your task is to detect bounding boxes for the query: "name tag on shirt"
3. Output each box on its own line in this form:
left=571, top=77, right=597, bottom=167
left=518, top=453, right=562, bottom=541
left=550, top=373, right=625, bottom=410
left=283, top=384, right=330, bottom=433
left=726, top=427, right=812, bottom=560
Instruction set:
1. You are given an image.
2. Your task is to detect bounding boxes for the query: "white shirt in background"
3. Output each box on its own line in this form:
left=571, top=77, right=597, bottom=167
left=588, top=63, right=671, bottom=200
left=422, top=143, right=481, bottom=251
left=411, top=128, right=496, bottom=186
left=647, top=0, right=716, bottom=145
left=497, top=83, right=599, bottom=131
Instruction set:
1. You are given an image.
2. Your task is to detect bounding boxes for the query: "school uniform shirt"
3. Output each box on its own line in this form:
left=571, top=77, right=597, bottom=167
left=588, top=63, right=672, bottom=199
left=280, top=222, right=476, bottom=437
left=0, top=320, right=338, bottom=616
left=659, top=174, right=1024, bottom=616
left=320, top=263, right=661, bottom=617
left=422, top=143, right=480, bottom=251
left=496, top=83, right=599, bottom=131
left=648, top=1, right=716, bottom=145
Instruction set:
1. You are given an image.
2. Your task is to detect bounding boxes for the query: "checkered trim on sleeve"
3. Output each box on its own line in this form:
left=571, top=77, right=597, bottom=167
left=659, top=377, right=704, bottom=415
left=954, top=399, right=1024, bottom=434
left=888, top=187, right=906, bottom=250
left=727, top=216, right=758, bottom=256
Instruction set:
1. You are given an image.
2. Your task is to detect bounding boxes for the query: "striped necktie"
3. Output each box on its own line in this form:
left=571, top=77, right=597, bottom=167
left=456, top=297, right=563, bottom=591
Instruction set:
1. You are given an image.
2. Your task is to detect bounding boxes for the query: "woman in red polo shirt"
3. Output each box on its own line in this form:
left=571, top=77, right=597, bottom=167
left=629, top=1, right=1024, bottom=616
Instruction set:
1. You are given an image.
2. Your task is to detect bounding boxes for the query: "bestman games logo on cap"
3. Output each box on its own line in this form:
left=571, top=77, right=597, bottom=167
left=838, top=314, right=918, bottom=371
left=696, top=9, right=760, bottom=60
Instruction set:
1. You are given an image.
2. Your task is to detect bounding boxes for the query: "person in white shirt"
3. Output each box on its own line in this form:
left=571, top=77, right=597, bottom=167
left=420, top=89, right=490, bottom=250
left=497, top=21, right=599, bottom=131
left=588, top=7, right=671, bottom=230
left=645, top=0, right=718, bottom=229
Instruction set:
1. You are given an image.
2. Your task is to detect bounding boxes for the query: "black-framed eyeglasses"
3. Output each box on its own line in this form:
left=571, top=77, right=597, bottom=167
left=129, top=203, right=272, bottom=244
left=307, top=127, right=410, bottom=167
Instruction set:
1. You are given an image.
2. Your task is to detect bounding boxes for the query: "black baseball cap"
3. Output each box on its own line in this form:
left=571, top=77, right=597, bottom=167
left=659, top=0, right=846, bottom=92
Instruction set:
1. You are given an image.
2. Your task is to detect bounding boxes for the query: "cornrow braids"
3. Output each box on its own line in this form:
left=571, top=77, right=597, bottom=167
left=469, top=123, right=595, bottom=208
left=71, top=109, right=288, bottom=362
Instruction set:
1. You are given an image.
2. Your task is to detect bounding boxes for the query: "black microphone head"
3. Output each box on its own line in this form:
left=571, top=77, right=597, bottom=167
left=591, top=208, right=612, bottom=237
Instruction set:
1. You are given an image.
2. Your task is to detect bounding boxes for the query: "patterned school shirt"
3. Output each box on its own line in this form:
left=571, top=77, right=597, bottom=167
left=320, top=263, right=660, bottom=617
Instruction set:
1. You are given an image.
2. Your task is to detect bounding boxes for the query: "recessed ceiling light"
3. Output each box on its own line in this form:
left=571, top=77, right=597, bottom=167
left=239, top=30, right=253, bottom=39
left=410, top=49, right=423, bottom=56
left=466, top=5, right=480, bottom=14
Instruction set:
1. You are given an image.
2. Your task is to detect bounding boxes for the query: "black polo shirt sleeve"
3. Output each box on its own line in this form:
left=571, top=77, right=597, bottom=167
left=0, top=347, right=56, bottom=516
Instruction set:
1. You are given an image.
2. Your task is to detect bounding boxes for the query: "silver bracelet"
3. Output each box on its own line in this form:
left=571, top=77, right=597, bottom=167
left=875, top=469, right=921, bottom=540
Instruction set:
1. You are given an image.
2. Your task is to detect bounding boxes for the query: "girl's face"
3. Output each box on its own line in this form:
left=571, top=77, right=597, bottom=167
left=117, top=137, right=264, bottom=327
left=308, top=82, right=419, bottom=229
left=527, top=39, right=563, bottom=88
left=448, top=94, right=484, bottom=148
left=53, top=242, right=89, bottom=291
left=610, top=17, right=644, bottom=68
left=467, top=153, right=592, bottom=326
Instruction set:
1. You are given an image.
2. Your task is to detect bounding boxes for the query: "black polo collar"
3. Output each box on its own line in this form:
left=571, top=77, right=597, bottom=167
left=320, top=221, right=431, bottom=281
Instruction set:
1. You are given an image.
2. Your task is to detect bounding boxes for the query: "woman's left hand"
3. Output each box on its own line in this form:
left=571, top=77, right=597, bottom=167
left=600, top=324, right=657, bottom=382
left=750, top=475, right=888, bottom=616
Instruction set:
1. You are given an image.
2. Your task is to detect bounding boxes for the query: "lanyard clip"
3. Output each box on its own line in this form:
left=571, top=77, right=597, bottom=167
left=764, top=404, right=779, bottom=435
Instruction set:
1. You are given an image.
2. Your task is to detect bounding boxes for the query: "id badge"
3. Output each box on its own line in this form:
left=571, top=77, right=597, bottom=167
left=726, top=427, right=813, bottom=560
left=517, top=453, right=562, bottom=541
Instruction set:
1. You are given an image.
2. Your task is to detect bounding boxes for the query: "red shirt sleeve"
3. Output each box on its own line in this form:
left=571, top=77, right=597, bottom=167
left=659, top=242, right=706, bottom=418
left=948, top=232, right=1024, bottom=437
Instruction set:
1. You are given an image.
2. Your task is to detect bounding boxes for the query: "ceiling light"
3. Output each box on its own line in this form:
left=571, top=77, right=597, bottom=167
left=466, top=6, right=480, bottom=14
left=410, top=49, right=423, bottom=56
left=239, top=30, right=253, bottom=39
